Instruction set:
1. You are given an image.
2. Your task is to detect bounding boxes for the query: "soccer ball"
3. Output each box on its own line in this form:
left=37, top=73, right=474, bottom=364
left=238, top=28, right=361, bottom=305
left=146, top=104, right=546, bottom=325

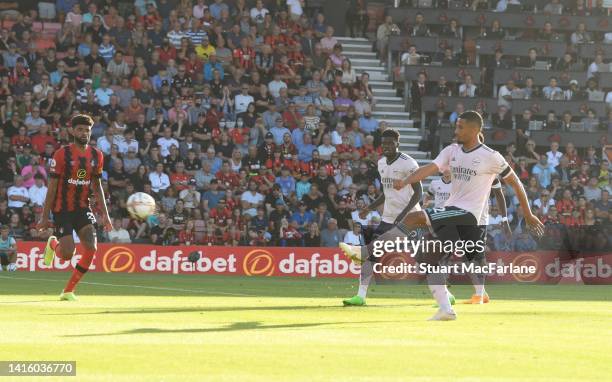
left=126, top=192, right=157, bottom=220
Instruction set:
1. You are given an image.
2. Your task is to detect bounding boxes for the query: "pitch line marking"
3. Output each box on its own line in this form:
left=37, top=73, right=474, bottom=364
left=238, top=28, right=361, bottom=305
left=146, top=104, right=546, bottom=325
left=0, top=274, right=256, bottom=297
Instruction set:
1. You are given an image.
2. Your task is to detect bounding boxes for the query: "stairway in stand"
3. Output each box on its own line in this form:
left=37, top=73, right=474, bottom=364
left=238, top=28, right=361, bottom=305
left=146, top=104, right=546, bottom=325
left=335, top=36, right=435, bottom=189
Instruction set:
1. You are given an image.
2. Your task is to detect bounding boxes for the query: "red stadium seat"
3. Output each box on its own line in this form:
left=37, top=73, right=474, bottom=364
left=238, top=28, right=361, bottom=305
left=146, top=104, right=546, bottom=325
left=35, top=38, right=56, bottom=50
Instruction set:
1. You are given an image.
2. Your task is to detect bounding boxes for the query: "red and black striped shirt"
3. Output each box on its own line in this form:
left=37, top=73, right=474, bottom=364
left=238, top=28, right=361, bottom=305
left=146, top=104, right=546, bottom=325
left=49, top=143, right=104, bottom=213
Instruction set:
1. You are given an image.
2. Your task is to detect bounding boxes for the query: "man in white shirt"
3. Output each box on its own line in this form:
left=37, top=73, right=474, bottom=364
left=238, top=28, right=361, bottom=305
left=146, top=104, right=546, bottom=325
left=179, top=179, right=202, bottom=210
left=497, top=80, right=514, bottom=110
left=117, top=128, right=139, bottom=155
left=343, top=223, right=364, bottom=245
left=107, top=218, right=132, bottom=243
left=317, top=134, right=337, bottom=160
left=7, top=176, right=29, bottom=209
left=241, top=181, right=265, bottom=217
left=533, top=191, right=556, bottom=214
left=268, top=73, right=287, bottom=98
left=286, top=0, right=303, bottom=20
left=351, top=199, right=380, bottom=227
left=546, top=141, right=563, bottom=168
left=250, top=0, right=269, bottom=23
left=149, top=163, right=170, bottom=194
left=28, top=174, right=48, bottom=207
left=96, top=128, right=117, bottom=155
left=458, top=75, right=477, bottom=97
left=157, top=127, right=179, bottom=157
left=234, top=84, right=254, bottom=114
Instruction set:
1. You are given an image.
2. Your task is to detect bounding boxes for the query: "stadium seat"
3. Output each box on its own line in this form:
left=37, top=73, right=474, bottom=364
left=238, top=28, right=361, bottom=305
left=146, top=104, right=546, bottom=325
left=35, top=38, right=55, bottom=50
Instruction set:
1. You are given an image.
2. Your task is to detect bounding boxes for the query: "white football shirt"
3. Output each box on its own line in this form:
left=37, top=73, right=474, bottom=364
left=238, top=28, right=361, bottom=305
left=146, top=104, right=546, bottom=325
left=478, top=177, right=502, bottom=225
left=433, top=143, right=511, bottom=222
left=428, top=178, right=452, bottom=209
left=378, top=152, right=421, bottom=224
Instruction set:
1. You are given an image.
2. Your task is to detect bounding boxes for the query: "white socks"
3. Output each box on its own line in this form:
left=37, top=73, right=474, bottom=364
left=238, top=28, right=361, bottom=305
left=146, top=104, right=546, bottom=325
left=358, top=284, right=368, bottom=299
left=430, top=284, right=453, bottom=312
left=358, top=260, right=375, bottom=299
left=473, top=284, right=485, bottom=296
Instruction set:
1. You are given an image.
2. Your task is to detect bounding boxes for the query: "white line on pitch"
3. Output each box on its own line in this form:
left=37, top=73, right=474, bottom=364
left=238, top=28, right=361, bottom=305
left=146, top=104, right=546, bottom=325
left=0, top=275, right=255, bottom=297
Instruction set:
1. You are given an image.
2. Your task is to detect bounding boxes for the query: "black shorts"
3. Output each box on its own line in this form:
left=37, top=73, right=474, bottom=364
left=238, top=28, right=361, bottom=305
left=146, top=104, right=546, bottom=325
left=424, top=206, right=485, bottom=261
left=373, top=221, right=395, bottom=238
left=0, top=252, right=9, bottom=266
left=53, top=209, right=97, bottom=238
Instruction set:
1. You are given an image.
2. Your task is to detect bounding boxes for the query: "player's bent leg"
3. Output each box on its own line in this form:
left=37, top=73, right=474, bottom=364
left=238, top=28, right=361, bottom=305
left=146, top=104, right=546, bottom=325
left=461, top=226, right=490, bottom=304
left=57, top=237, right=77, bottom=261
left=399, top=210, right=429, bottom=229
left=341, top=212, right=429, bottom=265
left=62, top=224, right=98, bottom=298
left=343, top=259, right=374, bottom=306
left=342, top=221, right=396, bottom=306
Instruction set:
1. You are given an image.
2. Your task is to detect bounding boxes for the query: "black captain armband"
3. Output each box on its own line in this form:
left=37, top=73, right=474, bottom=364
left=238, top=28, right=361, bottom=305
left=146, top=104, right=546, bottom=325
left=500, top=167, right=512, bottom=178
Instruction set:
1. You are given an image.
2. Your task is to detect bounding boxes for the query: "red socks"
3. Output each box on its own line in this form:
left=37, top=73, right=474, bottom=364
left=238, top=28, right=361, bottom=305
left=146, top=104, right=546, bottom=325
left=63, top=246, right=97, bottom=293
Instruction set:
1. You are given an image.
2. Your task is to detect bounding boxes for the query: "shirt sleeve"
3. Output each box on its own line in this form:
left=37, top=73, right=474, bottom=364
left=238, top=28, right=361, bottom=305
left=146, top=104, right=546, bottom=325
left=491, top=151, right=512, bottom=179
left=49, top=148, right=64, bottom=178
left=404, top=156, right=419, bottom=176
left=432, top=144, right=454, bottom=173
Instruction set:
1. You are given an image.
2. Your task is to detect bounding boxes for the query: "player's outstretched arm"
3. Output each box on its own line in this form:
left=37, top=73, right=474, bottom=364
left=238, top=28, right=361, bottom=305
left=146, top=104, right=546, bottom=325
left=492, top=182, right=512, bottom=238
left=393, top=163, right=439, bottom=190
left=503, top=170, right=544, bottom=237
left=394, top=182, right=422, bottom=224
left=93, top=177, right=113, bottom=232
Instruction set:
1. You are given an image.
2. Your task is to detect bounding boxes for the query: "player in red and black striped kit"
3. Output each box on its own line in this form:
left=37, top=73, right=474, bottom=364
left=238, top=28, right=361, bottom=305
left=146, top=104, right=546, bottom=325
left=36, top=114, right=113, bottom=301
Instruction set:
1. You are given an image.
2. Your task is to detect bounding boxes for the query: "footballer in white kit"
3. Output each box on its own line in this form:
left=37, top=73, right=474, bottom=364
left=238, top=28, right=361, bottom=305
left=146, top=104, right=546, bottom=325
left=427, top=170, right=452, bottom=209
left=340, top=111, right=544, bottom=320
left=341, top=128, right=422, bottom=306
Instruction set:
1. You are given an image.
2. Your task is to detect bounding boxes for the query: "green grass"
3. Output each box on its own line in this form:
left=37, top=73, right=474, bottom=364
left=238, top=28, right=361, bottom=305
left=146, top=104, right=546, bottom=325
left=1, top=272, right=611, bottom=382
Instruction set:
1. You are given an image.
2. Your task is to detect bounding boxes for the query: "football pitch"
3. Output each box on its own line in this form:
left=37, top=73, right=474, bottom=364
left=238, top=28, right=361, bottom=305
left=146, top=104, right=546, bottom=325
left=0, top=272, right=610, bottom=382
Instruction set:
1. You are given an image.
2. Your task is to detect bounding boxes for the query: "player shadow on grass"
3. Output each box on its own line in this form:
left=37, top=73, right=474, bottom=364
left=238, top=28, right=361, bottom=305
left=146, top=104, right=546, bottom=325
left=63, top=320, right=397, bottom=337
left=44, top=303, right=428, bottom=316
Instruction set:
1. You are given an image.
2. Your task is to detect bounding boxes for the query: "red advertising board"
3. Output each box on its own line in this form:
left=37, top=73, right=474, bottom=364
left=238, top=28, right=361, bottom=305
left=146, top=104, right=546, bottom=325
left=15, top=242, right=362, bottom=278
left=14, top=242, right=611, bottom=283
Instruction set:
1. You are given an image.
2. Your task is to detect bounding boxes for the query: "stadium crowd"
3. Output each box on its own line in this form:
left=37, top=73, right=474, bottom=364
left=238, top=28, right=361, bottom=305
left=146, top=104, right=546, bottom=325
left=0, top=0, right=609, bottom=256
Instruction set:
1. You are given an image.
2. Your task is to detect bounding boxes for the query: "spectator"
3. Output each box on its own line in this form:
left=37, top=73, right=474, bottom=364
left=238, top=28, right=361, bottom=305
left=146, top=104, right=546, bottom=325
left=320, top=218, right=340, bottom=247
left=543, top=0, right=564, bottom=14
left=108, top=217, right=132, bottom=243
left=458, top=75, right=477, bottom=98
left=343, top=223, right=364, bottom=245
left=0, top=225, right=17, bottom=271
left=7, top=176, right=29, bottom=210
left=532, top=155, right=555, bottom=189
left=583, top=177, right=602, bottom=202
left=149, top=163, right=170, bottom=195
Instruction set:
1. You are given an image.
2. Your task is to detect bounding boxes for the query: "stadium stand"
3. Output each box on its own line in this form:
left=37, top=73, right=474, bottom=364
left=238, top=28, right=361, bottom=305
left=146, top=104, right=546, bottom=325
left=0, top=0, right=609, bottom=252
